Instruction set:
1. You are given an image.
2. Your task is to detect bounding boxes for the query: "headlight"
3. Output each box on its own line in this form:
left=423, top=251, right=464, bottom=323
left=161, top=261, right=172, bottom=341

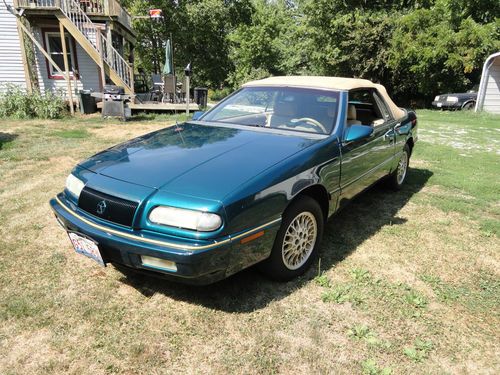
left=434, top=96, right=440, bottom=101
left=149, top=206, right=222, bottom=232
left=65, top=174, right=85, bottom=199
left=447, top=96, right=458, bottom=102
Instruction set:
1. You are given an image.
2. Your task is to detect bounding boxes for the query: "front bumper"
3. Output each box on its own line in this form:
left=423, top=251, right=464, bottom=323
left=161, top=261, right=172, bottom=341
left=50, top=194, right=247, bottom=285
left=431, top=101, right=462, bottom=109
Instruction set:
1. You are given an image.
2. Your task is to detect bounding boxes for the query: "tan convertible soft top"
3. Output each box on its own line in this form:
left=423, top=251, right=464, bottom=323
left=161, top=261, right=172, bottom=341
left=243, top=76, right=406, bottom=120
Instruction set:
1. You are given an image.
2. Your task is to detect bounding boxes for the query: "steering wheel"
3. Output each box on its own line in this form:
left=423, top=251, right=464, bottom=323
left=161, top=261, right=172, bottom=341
left=291, top=118, right=327, bottom=133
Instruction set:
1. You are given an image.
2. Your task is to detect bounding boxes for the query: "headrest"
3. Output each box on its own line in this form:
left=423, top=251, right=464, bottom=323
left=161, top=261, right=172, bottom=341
left=274, top=101, right=296, bottom=117
left=347, top=104, right=357, bottom=120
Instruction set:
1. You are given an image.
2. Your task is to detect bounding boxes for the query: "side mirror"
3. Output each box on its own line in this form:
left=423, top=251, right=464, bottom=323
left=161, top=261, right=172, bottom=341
left=344, top=124, right=373, bottom=143
left=191, top=111, right=205, bottom=121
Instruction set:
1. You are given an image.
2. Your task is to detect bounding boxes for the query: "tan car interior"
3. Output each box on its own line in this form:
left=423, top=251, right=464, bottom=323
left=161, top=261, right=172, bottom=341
left=346, top=104, right=362, bottom=125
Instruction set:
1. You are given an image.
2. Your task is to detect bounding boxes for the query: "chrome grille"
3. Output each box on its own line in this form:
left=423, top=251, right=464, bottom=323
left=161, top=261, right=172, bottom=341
left=78, top=187, right=138, bottom=227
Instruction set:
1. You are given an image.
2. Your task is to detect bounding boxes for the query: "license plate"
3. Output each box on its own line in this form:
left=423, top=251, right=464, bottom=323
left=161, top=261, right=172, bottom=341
left=437, top=102, right=442, bottom=108
left=68, top=232, right=105, bottom=267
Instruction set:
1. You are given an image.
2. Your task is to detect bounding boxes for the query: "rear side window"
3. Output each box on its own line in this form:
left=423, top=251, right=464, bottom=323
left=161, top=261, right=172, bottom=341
left=373, top=91, right=393, bottom=122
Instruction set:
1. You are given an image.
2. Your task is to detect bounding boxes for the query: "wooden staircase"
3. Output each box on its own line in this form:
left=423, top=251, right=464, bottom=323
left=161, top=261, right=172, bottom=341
left=58, top=0, right=133, bottom=93
left=17, top=0, right=134, bottom=94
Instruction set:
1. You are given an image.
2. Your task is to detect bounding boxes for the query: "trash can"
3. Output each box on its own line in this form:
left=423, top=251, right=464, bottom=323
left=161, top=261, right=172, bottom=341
left=194, top=87, right=208, bottom=109
left=79, top=90, right=97, bottom=114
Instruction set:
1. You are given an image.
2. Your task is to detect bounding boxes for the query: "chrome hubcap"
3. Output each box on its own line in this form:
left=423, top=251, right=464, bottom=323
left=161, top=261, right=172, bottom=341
left=397, top=151, right=408, bottom=185
left=282, top=212, right=317, bottom=270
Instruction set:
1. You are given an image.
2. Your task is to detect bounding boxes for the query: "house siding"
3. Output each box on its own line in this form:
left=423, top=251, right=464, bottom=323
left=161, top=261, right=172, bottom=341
left=33, top=26, right=101, bottom=99
left=482, top=59, right=500, bottom=114
left=0, top=0, right=27, bottom=92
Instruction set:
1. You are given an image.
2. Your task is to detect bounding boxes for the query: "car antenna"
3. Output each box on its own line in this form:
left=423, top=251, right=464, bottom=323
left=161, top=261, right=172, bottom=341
left=174, top=115, right=186, bottom=146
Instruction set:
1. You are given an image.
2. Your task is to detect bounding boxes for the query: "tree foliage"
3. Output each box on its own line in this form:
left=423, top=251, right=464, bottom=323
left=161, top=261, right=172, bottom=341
left=124, top=0, right=499, bottom=105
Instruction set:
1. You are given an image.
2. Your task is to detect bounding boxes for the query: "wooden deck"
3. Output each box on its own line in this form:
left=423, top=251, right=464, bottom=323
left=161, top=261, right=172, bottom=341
left=129, top=102, right=200, bottom=112
left=96, top=101, right=200, bottom=112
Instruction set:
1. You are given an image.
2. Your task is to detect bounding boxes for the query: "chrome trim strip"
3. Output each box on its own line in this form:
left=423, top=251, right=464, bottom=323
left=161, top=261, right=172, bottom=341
left=55, top=196, right=281, bottom=252
left=231, top=218, right=282, bottom=241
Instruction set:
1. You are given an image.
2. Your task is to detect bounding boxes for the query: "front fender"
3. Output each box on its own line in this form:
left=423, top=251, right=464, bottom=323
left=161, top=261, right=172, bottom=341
left=223, top=137, right=341, bottom=235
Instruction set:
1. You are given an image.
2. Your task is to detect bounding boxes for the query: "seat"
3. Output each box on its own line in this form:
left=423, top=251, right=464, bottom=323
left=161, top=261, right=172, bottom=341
left=269, top=101, right=296, bottom=128
left=162, top=74, right=176, bottom=103
left=180, top=77, right=189, bottom=103
left=347, top=104, right=362, bottom=125
left=150, top=74, right=163, bottom=102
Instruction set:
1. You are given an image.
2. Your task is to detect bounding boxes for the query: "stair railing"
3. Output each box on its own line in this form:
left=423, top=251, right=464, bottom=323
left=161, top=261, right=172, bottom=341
left=58, top=0, right=132, bottom=90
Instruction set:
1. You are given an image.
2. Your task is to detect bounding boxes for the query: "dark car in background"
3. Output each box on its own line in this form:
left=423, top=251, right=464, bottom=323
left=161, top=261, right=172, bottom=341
left=431, top=86, right=478, bottom=110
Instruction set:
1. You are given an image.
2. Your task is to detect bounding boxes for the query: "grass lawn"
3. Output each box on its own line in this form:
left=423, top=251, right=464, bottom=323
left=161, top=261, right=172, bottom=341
left=0, top=110, right=498, bottom=374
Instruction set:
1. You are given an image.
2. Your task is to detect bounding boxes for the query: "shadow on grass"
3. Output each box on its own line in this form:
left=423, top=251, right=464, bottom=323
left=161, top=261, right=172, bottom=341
left=129, top=112, right=191, bottom=122
left=0, top=132, right=17, bottom=150
left=117, top=167, right=433, bottom=313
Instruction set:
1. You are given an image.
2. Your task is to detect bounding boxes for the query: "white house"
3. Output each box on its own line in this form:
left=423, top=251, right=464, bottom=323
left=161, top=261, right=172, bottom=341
left=475, top=51, right=500, bottom=114
left=0, top=0, right=136, bottom=98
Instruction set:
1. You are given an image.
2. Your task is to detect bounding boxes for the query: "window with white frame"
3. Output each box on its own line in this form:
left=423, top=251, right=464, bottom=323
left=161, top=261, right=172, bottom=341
left=44, top=31, right=77, bottom=78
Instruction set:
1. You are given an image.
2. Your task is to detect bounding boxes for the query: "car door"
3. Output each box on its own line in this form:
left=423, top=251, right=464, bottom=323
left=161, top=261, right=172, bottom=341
left=339, top=89, right=396, bottom=204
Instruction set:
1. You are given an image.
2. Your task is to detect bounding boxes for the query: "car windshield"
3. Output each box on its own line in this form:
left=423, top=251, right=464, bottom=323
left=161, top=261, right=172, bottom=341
left=201, top=87, right=340, bottom=135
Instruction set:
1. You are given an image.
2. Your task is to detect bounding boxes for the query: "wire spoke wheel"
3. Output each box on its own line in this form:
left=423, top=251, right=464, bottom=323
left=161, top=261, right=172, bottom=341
left=281, top=212, right=317, bottom=270
left=259, top=196, right=323, bottom=281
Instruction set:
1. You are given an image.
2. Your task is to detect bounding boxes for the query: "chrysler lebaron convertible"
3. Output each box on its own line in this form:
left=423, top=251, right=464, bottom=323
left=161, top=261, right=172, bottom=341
left=50, top=76, right=417, bottom=285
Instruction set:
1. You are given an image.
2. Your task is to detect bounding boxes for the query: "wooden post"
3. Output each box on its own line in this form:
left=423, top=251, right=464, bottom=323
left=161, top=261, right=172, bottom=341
left=106, top=22, right=113, bottom=67
left=129, top=43, right=135, bottom=96
left=72, top=68, right=79, bottom=112
left=16, top=18, right=33, bottom=94
left=97, top=28, right=106, bottom=89
left=185, top=75, right=190, bottom=116
left=59, top=21, right=74, bottom=115
left=129, top=65, right=134, bottom=97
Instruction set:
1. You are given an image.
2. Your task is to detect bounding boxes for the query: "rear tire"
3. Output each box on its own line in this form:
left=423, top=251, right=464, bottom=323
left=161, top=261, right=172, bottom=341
left=388, top=144, right=410, bottom=190
left=259, top=196, right=324, bottom=281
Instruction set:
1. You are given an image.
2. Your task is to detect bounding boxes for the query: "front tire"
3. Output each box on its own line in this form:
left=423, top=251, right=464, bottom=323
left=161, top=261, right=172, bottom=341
left=388, top=144, right=410, bottom=190
left=462, top=101, right=475, bottom=110
left=259, top=196, right=324, bottom=281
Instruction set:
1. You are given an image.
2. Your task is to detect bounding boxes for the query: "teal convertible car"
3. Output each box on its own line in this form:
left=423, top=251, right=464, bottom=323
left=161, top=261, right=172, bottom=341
left=50, top=76, right=417, bottom=284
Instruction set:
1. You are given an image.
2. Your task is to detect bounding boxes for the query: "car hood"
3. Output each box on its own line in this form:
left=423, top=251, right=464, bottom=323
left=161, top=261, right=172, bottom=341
left=79, top=122, right=320, bottom=201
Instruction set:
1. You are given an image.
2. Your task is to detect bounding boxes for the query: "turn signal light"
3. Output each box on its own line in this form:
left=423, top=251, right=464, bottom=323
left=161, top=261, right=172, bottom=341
left=141, top=255, right=177, bottom=272
left=240, top=231, right=265, bottom=244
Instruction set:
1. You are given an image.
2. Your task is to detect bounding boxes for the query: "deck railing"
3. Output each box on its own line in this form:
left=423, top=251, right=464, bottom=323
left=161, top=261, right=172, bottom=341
left=98, top=32, right=133, bottom=88
left=14, top=0, right=132, bottom=31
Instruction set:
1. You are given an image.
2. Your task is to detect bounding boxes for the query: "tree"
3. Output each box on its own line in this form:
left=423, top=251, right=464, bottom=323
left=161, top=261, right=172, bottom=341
left=126, top=0, right=252, bottom=88
left=304, top=0, right=499, bottom=104
left=389, top=6, right=500, bottom=102
left=122, top=0, right=499, bottom=105
left=228, top=0, right=308, bottom=87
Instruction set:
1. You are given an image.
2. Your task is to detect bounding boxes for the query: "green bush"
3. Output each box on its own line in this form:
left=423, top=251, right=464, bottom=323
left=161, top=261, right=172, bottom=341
left=0, top=85, right=67, bottom=119
left=208, top=87, right=233, bottom=102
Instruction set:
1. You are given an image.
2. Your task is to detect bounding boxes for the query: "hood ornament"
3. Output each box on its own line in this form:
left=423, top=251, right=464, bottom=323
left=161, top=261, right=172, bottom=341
left=96, top=200, right=107, bottom=215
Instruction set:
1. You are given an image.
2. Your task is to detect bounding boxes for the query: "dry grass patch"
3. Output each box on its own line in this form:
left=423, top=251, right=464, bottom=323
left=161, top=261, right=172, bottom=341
left=0, top=112, right=499, bottom=374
